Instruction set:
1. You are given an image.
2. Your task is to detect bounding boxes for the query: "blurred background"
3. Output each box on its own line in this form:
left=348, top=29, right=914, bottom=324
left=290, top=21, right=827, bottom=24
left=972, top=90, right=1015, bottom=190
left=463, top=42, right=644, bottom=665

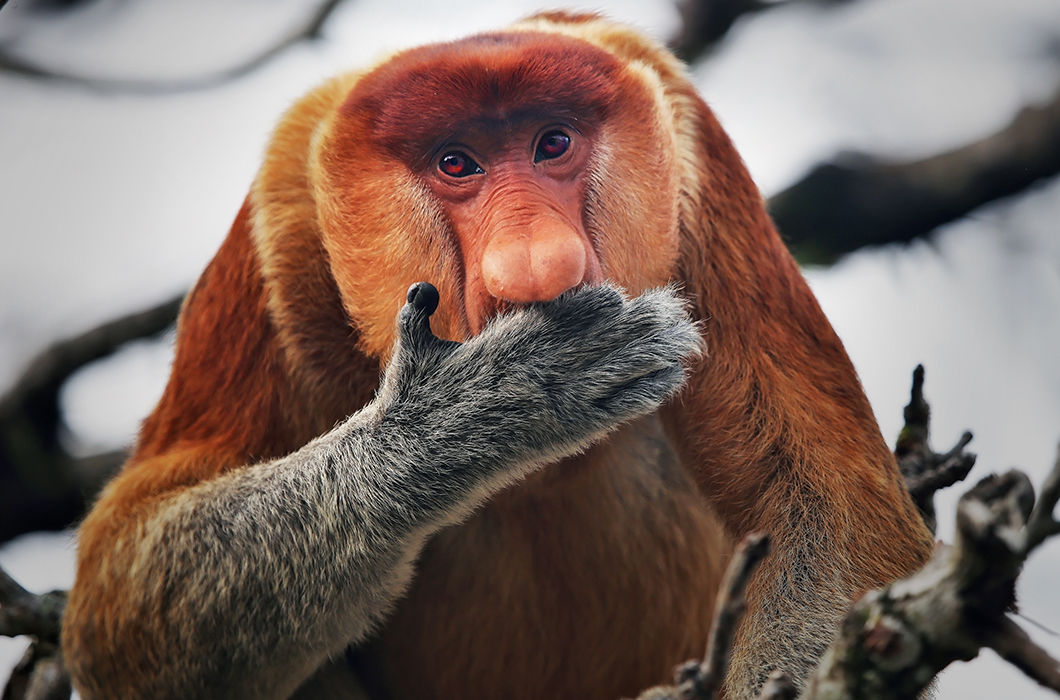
left=0, top=0, right=1058, bottom=696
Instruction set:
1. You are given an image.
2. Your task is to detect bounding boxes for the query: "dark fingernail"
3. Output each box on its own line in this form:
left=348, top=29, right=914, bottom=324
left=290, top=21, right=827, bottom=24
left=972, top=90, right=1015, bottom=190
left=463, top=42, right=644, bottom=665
left=406, top=282, right=440, bottom=316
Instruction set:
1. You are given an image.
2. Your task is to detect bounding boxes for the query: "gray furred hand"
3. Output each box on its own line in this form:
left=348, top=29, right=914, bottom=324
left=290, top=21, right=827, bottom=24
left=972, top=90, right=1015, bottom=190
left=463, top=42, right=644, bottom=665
left=374, top=281, right=701, bottom=498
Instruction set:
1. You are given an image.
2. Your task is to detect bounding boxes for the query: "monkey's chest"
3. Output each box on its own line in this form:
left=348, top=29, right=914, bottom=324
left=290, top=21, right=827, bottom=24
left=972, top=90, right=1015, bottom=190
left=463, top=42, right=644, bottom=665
left=352, top=416, right=729, bottom=700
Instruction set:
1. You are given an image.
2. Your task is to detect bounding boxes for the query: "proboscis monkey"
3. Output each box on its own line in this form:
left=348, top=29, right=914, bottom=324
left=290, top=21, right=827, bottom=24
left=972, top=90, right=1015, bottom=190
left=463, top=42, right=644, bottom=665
left=62, top=12, right=933, bottom=700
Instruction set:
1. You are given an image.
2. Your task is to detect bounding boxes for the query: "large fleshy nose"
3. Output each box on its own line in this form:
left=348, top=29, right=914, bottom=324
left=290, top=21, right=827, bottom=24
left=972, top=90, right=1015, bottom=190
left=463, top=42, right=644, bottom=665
left=480, top=217, right=587, bottom=303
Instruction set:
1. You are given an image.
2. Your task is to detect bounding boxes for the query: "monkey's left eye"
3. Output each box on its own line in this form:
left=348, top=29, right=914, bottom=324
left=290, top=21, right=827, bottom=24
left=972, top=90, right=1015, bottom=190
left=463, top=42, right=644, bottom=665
left=535, top=130, right=571, bottom=162
left=439, top=151, right=483, bottom=178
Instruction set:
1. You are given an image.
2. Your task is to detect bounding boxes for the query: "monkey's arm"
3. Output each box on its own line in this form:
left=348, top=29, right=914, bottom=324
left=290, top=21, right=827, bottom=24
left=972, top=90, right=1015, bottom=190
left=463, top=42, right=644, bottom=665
left=664, top=272, right=933, bottom=698
left=63, top=284, right=699, bottom=700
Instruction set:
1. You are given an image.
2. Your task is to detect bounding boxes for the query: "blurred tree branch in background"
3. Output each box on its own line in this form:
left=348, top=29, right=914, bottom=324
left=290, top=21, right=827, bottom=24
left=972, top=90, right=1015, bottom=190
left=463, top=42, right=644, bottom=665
left=669, top=0, right=856, bottom=64
left=770, top=81, right=1060, bottom=263
left=0, top=295, right=181, bottom=541
left=0, top=0, right=348, bottom=93
left=1, top=567, right=68, bottom=700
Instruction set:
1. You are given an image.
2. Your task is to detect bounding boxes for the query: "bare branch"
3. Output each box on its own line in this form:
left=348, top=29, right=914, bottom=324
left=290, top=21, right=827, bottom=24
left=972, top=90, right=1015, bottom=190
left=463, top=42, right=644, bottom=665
left=0, top=294, right=182, bottom=428
left=693, top=533, right=771, bottom=697
left=0, top=566, right=65, bottom=642
left=801, top=455, right=1060, bottom=698
left=988, top=616, right=1060, bottom=693
left=0, top=0, right=348, bottom=94
left=1023, top=443, right=1060, bottom=554
left=903, top=433, right=975, bottom=509
left=632, top=533, right=771, bottom=700
left=893, top=365, right=976, bottom=533
left=769, top=81, right=1060, bottom=262
left=668, top=0, right=772, bottom=63
left=668, top=0, right=860, bottom=64
left=2, top=639, right=70, bottom=700
left=0, top=294, right=177, bottom=542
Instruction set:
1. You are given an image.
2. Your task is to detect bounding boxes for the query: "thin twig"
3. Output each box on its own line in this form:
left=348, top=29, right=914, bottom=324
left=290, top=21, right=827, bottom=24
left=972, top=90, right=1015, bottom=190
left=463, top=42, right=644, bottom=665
left=631, top=533, right=772, bottom=700
left=903, top=432, right=976, bottom=497
left=693, top=533, right=772, bottom=697
left=893, top=366, right=976, bottom=533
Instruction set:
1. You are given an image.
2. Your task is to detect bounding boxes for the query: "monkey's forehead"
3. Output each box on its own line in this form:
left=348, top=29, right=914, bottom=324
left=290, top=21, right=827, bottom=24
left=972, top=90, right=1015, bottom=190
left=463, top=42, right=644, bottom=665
left=336, top=31, right=625, bottom=164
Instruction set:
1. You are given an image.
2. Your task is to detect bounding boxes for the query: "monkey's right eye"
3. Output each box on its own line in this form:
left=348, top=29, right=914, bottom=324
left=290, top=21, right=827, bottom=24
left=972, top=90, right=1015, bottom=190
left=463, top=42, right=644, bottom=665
left=439, top=151, right=483, bottom=178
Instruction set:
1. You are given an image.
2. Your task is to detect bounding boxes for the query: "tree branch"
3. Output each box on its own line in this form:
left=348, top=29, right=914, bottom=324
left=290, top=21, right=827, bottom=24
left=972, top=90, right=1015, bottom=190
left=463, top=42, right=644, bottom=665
left=668, top=0, right=858, bottom=64
left=1023, top=442, right=1060, bottom=554
left=0, top=294, right=183, bottom=433
left=668, top=0, right=773, bottom=63
left=988, top=616, right=1060, bottom=693
left=633, top=533, right=772, bottom=700
left=2, top=641, right=70, bottom=700
left=1, top=564, right=69, bottom=700
left=0, top=294, right=180, bottom=542
left=0, top=0, right=349, bottom=94
left=0, top=566, right=64, bottom=642
left=800, top=446, right=1060, bottom=698
left=755, top=671, right=797, bottom=700
left=769, top=81, right=1060, bottom=262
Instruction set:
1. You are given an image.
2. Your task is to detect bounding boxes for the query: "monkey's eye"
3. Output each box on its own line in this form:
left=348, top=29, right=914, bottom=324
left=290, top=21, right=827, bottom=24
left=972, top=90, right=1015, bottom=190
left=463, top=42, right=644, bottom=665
left=439, top=151, right=483, bottom=178
left=535, top=130, right=571, bottom=162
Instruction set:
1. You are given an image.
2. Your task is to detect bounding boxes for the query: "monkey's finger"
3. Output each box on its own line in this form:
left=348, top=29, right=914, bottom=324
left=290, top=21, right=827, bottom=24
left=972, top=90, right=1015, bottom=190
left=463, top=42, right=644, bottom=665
left=407, top=281, right=440, bottom=315
left=619, top=287, right=704, bottom=361
left=531, top=283, right=626, bottom=335
left=396, top=282, right=466, bottom=366
left=397, top=282, right=441, bottom=346
left=596, top=363, right=688, bottom=419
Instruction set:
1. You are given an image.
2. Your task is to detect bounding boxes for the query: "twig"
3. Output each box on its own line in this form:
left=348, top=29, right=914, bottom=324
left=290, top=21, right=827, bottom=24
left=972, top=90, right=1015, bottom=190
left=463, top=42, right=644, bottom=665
left=692, top=533, right=771, bottom=697
left=0, top=0, right=348, bottom=94
left=893, top=365, right=976, bottom=533
left=903, top=433, right=975, bottom=503
left=800, top=453, right=1060, bottom=698
left=632, top=533, right=771, bottom=700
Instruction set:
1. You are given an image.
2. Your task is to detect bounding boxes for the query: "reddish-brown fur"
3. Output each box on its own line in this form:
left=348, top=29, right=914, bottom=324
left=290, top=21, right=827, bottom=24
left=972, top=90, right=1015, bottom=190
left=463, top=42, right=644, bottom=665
left=64, top=13, right=932, bottom=699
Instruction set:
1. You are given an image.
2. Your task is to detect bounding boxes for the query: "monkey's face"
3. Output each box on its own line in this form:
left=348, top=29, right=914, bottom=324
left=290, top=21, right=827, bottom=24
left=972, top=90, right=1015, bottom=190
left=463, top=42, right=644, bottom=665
left=314, top=30, right=682, bottom=359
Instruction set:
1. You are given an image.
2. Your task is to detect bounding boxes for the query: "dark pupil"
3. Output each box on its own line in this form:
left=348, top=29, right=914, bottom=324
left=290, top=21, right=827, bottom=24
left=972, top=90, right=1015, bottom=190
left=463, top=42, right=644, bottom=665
left=440, top=152, right=474, bottom=177
left=538, top=131, right=570, bottom=159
